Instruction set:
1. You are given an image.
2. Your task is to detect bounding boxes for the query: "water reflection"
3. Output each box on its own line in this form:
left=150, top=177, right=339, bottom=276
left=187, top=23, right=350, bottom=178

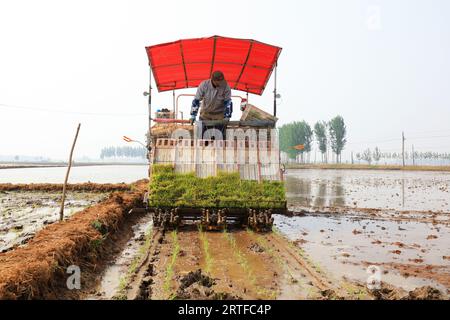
left=286, top=175, right=345, bottom=208
left=330, top=176, right=345, bottom=207
left=285, top=177, right=312, bottom=207
left=401, top=178, right=405, bottom=208
left=313, top=182, right=327, bottom=208
left=286, top=168, right=450, bottom=214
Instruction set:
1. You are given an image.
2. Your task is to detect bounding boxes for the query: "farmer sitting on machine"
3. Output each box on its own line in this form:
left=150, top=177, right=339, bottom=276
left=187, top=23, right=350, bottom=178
left=190, top=70, right=233, bottom=139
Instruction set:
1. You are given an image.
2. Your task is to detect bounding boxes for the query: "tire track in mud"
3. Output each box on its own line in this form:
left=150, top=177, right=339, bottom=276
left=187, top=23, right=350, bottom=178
left=131, top=229, right=201, bottom=300
left=248, top=231, right=315, bottom=299
left=266, top=233, right=330, bottom=291
left=145, top=229, right=176, bottom=300
left=260, top=231, right=354, bottom=299
left=126, top=229, right=165, bottom=300
left=176, top=229, right=254, bottom=299
left=123, top=227, right=357, bottom=300
left=219, top=231, right=279, bottom=299
left=126, top=229, right=282, bottom=300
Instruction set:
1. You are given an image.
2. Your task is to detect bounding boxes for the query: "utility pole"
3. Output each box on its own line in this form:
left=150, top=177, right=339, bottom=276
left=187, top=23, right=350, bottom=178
left=402, top=132, right=406, bottom=167
left=351, top=151, right=354, bottom=165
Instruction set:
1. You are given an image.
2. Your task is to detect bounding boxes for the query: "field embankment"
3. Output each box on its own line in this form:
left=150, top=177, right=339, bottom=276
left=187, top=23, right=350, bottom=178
left=0, top=182, right=131, bottom=192
left=0, top=180, right=148, bottom=299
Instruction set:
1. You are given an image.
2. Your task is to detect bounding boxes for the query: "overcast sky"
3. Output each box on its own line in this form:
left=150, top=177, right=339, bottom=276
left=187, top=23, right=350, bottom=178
left=1, top=0, right=449, bottom=160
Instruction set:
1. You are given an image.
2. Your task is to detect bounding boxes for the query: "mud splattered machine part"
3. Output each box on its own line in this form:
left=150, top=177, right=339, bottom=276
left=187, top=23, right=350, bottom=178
left=149, top=202, right=286, bottom=232
left=144, top=36, right=284, bottom=231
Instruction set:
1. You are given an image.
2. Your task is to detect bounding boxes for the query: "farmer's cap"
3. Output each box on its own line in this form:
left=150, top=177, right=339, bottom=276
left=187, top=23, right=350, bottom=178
left=211, top=70, right=225, bottom=83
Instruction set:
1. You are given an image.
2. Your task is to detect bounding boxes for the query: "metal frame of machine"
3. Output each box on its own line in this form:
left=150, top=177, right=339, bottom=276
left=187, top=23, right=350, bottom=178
left=144, top=36, right=284, bottom=231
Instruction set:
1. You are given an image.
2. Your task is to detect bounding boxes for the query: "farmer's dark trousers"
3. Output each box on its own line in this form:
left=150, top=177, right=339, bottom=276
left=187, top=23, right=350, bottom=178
left=199, top=121, right=226, bottom=140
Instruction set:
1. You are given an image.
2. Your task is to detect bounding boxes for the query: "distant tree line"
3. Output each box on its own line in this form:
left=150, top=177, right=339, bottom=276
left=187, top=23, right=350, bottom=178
left=100, top=146, right=146, bottom=159
left=279, top=115, right=347, bottom=163
left=356, top=148, right=450, bottom=165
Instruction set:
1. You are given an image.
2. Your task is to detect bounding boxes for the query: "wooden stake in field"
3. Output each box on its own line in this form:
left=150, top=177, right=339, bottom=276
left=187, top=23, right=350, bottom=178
left=59, top=123, right=81, bottom=221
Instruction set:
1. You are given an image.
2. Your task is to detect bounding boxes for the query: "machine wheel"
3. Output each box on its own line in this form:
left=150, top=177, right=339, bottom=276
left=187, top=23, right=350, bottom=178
left=247, top=209, right=273, bottom=232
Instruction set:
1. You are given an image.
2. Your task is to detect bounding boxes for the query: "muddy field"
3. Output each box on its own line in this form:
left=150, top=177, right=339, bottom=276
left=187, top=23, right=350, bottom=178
left=86, top=219, right=447, bottom=300
left=0, top=190, right=107, bottom=253
left=0, top=168, right=449, bottom=300
left=84, top=169, right=449, bottom=300
left=86, top=220, right=367, bottom=300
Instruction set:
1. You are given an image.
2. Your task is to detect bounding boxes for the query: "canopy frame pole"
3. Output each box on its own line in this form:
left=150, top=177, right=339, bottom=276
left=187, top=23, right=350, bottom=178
left=235, top=40, right=254, bottom=90
left=273, top=62, right=278, bottom=117
left=210, top=36, right=217, bottom=76
left=147, top=66, right=153, bottom=154
left=173, top=90, right=176, bottom=117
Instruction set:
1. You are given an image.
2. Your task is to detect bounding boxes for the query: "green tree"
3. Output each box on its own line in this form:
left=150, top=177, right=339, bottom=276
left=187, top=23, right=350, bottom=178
left=279, top=123, right=297, bottom=160
left=299, top=121, right=313, bottom=163
left=362, top=148, right=372, bottom=165
left=373, top=147, right=381, bottom=164
left=279, top=121, right=313, bottom=162
left=329, top=116, right=347, bottom=163
left=100, top=146, right=146, bottom=159
left=314, top=121, right=328, bottom=163
left=356, top=152, right=362, bottom=163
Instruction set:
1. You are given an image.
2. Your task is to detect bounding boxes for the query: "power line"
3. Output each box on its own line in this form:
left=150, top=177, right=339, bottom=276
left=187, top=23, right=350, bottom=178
left=0, top=103, right=146, bottom=117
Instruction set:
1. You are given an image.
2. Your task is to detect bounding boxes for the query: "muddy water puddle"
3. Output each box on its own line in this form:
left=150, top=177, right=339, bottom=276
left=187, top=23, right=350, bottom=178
left=274, top=214, right=450, bottom=293
left=286, top=169, right=450, bottom=212
left=0, top=191, right=107, bottom=252
left=87, top=214, right=153, bottom=300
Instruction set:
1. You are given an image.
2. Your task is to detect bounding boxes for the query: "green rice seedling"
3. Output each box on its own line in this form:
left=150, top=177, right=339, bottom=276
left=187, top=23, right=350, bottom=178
left=149, top=165, right=285, bottom=209
left=223, top=231, right=276, bottom=299
left=199, top=228, right=213, bottom=274
left=163, top=231, right=180, bottom=298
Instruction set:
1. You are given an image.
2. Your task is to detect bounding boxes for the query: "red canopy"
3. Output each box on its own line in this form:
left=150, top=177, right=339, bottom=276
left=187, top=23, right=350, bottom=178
left=145, top=36, right=282, bottom=95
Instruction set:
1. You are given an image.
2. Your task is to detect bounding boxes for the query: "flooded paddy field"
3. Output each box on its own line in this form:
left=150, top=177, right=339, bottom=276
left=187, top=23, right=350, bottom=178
left=286, top=168, right=450, bottom=212
left=278, top=169, right=450, bottom=296
left=0, top=167, right=448, bottom=300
